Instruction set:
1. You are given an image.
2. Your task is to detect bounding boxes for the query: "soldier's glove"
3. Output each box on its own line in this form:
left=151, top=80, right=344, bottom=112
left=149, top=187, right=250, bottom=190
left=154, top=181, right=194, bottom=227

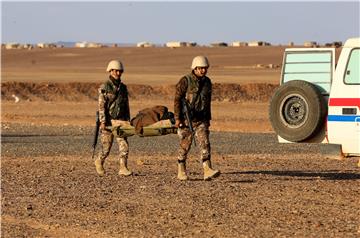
left=175, top=119, right=184, bottom=128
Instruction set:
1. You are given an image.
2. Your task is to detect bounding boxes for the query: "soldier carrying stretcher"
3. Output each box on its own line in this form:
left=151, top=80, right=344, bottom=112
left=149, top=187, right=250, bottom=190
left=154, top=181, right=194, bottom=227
left=94, top=59, right=133, bottom=177
left=174, top=56, right=221, bottom=181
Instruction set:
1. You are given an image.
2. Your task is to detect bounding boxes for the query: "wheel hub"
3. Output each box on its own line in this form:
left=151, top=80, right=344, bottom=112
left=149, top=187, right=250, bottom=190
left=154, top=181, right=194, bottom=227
left=280, top=95, right=308, bottom=128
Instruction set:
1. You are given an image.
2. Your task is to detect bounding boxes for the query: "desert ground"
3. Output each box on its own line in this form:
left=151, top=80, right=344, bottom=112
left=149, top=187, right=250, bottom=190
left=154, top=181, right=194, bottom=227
left=1, top=46, right=359, bottom=237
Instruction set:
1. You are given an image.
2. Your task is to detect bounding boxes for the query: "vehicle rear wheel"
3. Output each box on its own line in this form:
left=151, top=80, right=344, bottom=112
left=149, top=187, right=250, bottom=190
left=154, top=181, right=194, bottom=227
left=269, top=80, right=327, bottom=142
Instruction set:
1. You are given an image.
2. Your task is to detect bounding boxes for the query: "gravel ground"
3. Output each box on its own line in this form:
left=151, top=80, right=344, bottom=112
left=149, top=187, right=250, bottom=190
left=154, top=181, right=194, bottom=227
left=1, top=123, right=326, bottom=157
left=1, top=123, right=360, bottom=237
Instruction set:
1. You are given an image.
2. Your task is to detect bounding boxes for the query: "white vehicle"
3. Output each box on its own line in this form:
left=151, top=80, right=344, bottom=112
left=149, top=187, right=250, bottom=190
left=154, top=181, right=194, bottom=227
left=269, top=38, right=360, bottom=157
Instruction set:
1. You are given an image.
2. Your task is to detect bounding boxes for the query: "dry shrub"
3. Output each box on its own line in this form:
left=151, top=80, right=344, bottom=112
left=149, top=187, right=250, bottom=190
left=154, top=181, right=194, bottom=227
left=212, top=83, right=278, bottom=102
left=1, top=82, right=278, bottom=102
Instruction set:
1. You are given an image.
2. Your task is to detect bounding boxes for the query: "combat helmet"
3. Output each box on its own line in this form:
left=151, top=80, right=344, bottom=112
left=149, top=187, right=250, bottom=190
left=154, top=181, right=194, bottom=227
left=106, top=60, right=124, bottom=72
left=191, top=56, right=209, bottom=69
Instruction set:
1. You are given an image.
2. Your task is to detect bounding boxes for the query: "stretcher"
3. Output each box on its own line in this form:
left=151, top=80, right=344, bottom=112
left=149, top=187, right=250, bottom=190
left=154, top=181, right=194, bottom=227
left=109, top=119, right=177, bottom=137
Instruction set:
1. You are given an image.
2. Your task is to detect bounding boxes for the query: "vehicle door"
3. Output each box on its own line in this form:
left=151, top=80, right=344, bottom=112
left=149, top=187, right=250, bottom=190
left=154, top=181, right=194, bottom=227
left=328, top=48, right=360, bottom=155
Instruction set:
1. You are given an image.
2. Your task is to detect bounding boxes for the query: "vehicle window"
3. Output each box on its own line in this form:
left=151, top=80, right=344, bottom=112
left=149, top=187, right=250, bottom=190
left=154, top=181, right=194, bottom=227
left=344, top=49, right=360, bottom=84
left=283, top=51, right=333, bottom=94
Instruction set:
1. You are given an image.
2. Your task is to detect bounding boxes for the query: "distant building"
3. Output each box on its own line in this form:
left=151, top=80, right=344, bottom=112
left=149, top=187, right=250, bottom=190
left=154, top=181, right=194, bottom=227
left=304, top=41, right=318, bottom=47
left=75, top=42, right=86, bottom=48
left=137, top=41, right=155, bottom=47
left=4, top=43, right=36, bottom=49
left=5, top=43, right=20, bottom=49
left=325, top=41, right=342, bottom=48
left=186, top=42, right=197, bottom=47
left=37, top=43, right=46, bottom=48
left=87, top=42, right=105, bottom=48
left=37, top=43, right=57, bottom=48
left=23, top=44, right=34, bottom=50
left=231, top=41, right=248, bottom=47
left=248, top=41, right=271, bottom=47
left=210, top=42, right=228, bottom=47
left=165, top=41, right=187, bottom=48
left=75, top=41, right=104, bottom=48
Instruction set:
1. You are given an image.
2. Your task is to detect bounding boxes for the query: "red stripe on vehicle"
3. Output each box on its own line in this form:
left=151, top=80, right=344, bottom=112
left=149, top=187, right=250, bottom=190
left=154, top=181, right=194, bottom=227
left=329, top=98, right=360, bottom=109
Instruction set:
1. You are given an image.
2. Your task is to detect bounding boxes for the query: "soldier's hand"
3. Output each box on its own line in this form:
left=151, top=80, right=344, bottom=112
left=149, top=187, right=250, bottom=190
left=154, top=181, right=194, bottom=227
left=100, top=123, right=106, bottom=130
left=175, top=119, right=183, bottom=128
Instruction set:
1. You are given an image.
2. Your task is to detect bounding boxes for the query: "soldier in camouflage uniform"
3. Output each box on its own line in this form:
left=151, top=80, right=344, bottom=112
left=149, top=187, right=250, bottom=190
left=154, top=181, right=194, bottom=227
left=94, top=60, right=132, bottom=177
left=174, top=56, right=220, bottom=181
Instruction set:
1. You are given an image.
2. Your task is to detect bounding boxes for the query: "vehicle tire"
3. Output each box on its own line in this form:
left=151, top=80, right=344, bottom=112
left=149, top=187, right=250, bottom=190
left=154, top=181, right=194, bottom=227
left=269, top=80, right=327, bottom=142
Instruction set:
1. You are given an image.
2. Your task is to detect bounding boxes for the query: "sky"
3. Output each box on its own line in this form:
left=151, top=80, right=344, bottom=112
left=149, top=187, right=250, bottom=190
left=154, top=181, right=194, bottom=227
left=1, top=1, right=360, bottom=45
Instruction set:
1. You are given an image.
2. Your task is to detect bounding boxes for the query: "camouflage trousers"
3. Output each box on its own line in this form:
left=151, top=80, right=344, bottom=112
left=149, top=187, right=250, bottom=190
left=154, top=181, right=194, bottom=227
left=98, top=129, right=129, bottom=161
left=177, top=121, right=210, bottom=162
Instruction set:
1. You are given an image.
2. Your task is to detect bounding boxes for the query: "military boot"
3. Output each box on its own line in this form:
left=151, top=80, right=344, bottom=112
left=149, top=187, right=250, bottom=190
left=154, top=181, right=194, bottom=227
left=177, top=160, right=188, bottom=181
left=119, top=158, right=133, bottom=176
left=203, top=159, right=220, bottom=180
left=94, top=158, right=105, bottom=176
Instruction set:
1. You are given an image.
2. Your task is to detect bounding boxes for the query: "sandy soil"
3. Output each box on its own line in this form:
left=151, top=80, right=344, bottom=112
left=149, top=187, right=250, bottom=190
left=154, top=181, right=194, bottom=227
left=1, top=47, right=359, bottom=237
left=2, top=46, right=284, bottom=85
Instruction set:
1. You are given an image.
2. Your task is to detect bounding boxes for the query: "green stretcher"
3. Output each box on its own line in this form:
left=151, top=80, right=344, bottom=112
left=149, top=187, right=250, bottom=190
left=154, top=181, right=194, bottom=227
left=109, top=119, right=177, bottom=138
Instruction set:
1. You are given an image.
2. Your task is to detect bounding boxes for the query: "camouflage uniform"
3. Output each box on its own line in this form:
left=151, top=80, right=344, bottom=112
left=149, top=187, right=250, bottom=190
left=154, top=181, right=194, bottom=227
left=97, top=76, right=130, bottom=171
left=174, top=72, right=213, bottom=167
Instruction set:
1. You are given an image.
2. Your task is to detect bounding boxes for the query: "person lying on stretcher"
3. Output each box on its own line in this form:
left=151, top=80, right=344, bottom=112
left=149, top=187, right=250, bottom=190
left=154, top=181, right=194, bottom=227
left=110, top=105, right=177, bottom=137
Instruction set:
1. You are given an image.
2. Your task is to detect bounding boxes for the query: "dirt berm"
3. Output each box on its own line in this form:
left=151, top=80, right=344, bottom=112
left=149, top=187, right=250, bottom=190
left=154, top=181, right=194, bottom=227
left=1, top=82, right=278, bottom=102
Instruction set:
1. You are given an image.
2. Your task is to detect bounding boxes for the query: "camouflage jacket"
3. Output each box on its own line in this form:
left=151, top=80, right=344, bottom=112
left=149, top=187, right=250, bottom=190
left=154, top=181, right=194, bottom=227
left=174, top=72, right=212, bottom=122
left=98, top=76, right=130, bottom=125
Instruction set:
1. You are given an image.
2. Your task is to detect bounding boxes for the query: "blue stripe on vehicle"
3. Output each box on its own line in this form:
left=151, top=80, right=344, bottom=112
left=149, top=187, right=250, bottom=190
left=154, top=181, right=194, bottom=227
left=328, top=115, right=360, bottom=122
